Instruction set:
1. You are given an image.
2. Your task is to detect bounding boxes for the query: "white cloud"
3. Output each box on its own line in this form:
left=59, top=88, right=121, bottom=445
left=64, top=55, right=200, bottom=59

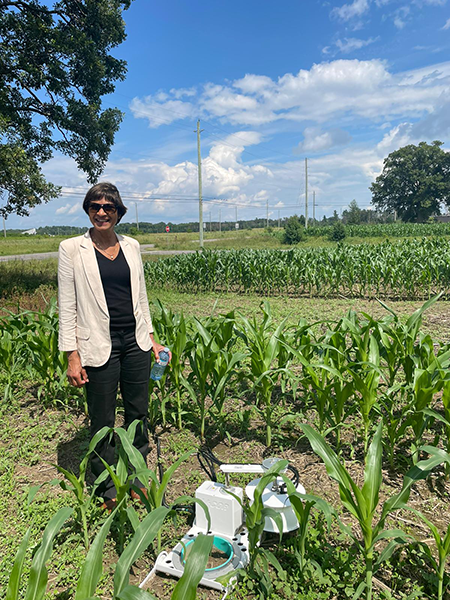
left=129, top=96, right=196, bottom=128
left=331, top=0, right=370, bottom=21
left=297, top=127, right=352, bottom=153
left=56, top=203, right=71, bottom=215
left=392, top=5, right=411, bottom=29
left=443, top=17, right=450, bottom=28
left=334, top=36, right=379, bottom=53
left=130, top=60, right=450, bottom=129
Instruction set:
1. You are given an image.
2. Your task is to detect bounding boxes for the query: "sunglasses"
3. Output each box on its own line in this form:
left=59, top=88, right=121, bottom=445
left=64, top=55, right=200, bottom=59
left=88, top=202, right=117, bottom=214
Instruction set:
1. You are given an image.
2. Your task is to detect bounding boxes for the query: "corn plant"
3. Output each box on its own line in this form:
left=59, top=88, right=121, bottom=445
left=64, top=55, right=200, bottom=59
left=283, top=484, right=335, bottom=575
left=183, top=316, right=244, bottom=438
left=50, top=426, right=112, bottom=549
left=301, top=422, right=450, bottom=600
left=152, top=299, right=189, bottom=428
left=406, top=508, right=450, bottom=600
left=239, top=301, right=289, bottom=446
left=0, top=330, right=19, bottom=401
left=226, top=460, right=287, bottom=599
left=0, top=308, right=36, bottom=401
left=7, top=499, right=212, bottom=600
left=25, top=299, right=71, bottom=404
left=96, top=422, right=148, bottom=552
left=6, top=506, right=73, bottom=600
left=113, top=424, right=200, bottom=552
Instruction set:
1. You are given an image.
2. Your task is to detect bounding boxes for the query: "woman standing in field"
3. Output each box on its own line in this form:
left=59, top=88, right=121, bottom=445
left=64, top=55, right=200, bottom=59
left=57, top=182, right=169, bottom=509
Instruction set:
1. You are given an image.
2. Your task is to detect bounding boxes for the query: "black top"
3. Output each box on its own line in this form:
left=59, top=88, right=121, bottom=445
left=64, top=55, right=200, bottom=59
left=95, top=247, right=135, bottom=330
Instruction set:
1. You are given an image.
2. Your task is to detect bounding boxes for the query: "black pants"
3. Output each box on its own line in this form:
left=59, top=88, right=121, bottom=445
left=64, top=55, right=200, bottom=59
left=85, top=328, right=151, bottom=500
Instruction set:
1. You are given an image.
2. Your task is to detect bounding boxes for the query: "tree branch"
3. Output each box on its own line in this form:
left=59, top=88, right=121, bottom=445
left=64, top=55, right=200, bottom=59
left=0, top=1, right=71, bottom=25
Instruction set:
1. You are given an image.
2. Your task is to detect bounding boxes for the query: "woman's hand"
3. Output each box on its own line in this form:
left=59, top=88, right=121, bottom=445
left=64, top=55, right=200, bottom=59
left=66, top=350, right=89, bottom=387
left=150, top=335, right=172, bottom=363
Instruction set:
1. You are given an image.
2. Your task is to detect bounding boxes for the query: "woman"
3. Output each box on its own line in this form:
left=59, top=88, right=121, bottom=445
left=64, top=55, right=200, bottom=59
left=58, top=182, right=168, bottom=509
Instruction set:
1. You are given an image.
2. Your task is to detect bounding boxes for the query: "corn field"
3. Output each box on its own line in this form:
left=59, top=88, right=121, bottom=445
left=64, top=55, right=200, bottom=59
left=2, top=297, right=450, bottom=599
left=144, top=238, right=450, bottom=299
left=305, top=221, right=450, bottom=238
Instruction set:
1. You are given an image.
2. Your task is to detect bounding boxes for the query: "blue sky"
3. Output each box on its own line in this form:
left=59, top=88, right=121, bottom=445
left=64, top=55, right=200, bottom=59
left=9, top=0, right=450, bottom=228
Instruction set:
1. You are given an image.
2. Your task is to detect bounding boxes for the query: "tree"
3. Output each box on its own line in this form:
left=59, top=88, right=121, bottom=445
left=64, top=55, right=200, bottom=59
left=283, top=215, right=304, bottom=245
left=342, top=199, right=362, bottom=225
left=370, top=141, right=450, bottom=223
left=0, top=0, right=133, bottom=217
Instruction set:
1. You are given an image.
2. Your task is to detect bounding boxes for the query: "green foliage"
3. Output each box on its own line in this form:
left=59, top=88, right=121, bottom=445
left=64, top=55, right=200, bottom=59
left=144, top=237, right=450, bottom=299
left=171, top=534, right=214, bottom=600
left=342, top=200, right=362, bottom=225
left=6, top=507, right=73, bottom=600
left=300, top=423, right=450, bottom=600
left=283, top=215, right=305, bottom=245
left=407, top=508, right=450, bottom=600
left=370, top=141, right=450, bottom=222
left=329, top=222, right=346, bottom=241
left=0, top=0, right=133, bottom=217
left=227, top=460, right=288, bottom=598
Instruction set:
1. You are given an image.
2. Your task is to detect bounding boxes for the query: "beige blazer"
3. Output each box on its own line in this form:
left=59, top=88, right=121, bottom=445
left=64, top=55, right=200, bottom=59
left=58, top=231, right=153, bottom=367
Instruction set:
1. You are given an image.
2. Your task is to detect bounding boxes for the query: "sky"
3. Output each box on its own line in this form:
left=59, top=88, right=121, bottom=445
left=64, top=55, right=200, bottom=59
left=8, top=0, right=450, bottom=229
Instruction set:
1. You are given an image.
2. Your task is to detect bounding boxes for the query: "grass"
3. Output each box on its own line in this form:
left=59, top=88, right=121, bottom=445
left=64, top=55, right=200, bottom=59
left=0, top=227, right=428, bottom=256
left=0, top=229, right=285, bottom=255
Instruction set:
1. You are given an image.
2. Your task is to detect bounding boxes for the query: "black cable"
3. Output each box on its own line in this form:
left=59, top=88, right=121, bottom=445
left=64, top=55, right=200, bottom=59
left=197, top=446, right=223, bottom=482
left=154, top=434, right=194, bottom=514
left=287, top=464, right=300, bottom=488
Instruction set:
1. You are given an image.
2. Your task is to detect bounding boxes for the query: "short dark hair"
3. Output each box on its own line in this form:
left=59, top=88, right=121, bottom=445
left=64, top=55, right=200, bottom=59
left=83, top=182, right=127, bottom=223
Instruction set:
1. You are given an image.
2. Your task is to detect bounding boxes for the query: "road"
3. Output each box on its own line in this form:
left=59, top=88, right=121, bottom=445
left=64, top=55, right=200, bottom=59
left=0, top=244, right=196, bottom=262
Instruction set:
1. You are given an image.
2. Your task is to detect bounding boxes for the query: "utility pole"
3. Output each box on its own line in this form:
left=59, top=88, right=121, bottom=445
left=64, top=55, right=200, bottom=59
left=235, top=206, right=238, bottom=228
left=135, top=202, right=139, bottom=231
left=313, top=191, right=316, bottom=222
left=219, top=208, right=222, bottom=233
left=278, top=209, right=280, bottom=229
left=266, top=198, right=269, bottom=228
left=2, top=216, right=6, bottom=238
left=209, top=211, right=212, bottom=233
left=195, top=120, right=204, bottom=248
left=305, top=158, right=308, bottom=229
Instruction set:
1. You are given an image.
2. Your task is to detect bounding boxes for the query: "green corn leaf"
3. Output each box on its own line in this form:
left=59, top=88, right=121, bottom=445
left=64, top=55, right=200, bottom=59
left=116, top=586, right=157, bottom=600
left=300, top=424, right=365, bottom=521
left=374, top=536, right=408, bottom=572
left=361, top=422, right=383, bottom=515
left=116, top=426, right=148, bottom=475
left=75, top=505, right=117, bottom=600
left=6, top=527, right=31, bottom=600
left=261, top=507, right=284, bottom=541
left=171, top=496, right=211, bottom=533
left=24, top=507, right=73, bottom=600
left=114, top=506, right=170, bottom=596
left=126, top=506, right=141, bottom=533
left=380, top=447, right=450, bottom=522
left=156, top=451, right=194, bottom=507
left=171, top=534, right=214, bottom=600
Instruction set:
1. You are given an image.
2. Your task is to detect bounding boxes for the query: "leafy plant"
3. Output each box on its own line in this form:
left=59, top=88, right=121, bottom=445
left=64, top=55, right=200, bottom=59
left=301, top=422, right=450, bottom=600
left=226, top=460, right=288, bottom=598
left=239, top=301, right=290, bottom=446
left=6, top=507, right=73, bottom=600
left=406, top=508, right=450, bottom=600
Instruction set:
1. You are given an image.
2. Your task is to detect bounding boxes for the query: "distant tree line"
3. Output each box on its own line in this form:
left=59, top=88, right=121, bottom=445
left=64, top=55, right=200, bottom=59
left=5, top=207, right=394, bottom=236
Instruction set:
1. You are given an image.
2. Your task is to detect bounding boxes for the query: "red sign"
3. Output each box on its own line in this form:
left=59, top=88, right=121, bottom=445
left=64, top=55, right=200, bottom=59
left=165, top=226, right=170, bottom=233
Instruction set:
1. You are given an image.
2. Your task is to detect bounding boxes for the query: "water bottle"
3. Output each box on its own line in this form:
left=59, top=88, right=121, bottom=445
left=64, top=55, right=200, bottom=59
left=150, top=347, right=170, bottom=381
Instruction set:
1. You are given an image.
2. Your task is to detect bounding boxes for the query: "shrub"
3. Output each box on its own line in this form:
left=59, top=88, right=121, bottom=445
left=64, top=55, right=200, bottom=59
left=329, top=222, right=346, bottom=241
left=283, top=215, right=305, bottom=245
